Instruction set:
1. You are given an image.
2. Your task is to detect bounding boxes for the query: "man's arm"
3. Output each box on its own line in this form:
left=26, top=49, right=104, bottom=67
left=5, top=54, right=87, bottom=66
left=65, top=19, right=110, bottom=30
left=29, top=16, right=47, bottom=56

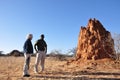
left=34, top=41, right=38, bottom=53
left=23, top=40, right=28, bottom=53
left=45, top=46, right=47, bottom=54
left=45, top=41, right=47, bottom=54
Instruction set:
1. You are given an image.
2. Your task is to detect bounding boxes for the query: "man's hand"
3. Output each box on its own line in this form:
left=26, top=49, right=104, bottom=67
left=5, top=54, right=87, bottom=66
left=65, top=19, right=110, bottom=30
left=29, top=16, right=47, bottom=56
left=45, top=50, right=47, bottom=54
left=36, top=51, right=38, bottom=53
left=45, top=47, right=47, bottom=54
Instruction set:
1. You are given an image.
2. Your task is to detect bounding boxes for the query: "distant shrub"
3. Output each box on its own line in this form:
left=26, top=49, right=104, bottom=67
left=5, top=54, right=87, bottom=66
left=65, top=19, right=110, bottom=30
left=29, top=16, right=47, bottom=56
left=8, top=50, right=24, bottom=57
left=48, top=50, right=72, bottom=61
left=0, top=51, right=6, bottom=56
left=116, top=53, right=120, bottom=60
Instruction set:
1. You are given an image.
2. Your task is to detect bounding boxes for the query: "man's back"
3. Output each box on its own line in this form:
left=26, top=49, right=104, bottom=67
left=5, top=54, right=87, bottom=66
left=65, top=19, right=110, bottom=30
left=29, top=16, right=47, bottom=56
left=35, top=39, right=47, bottom=51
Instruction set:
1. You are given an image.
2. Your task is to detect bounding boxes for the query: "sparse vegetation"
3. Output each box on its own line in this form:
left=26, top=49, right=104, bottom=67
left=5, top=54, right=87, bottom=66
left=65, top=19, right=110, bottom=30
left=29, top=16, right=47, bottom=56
left=0, top=57, right=120, bottom=80
left=113, top=33, right=120, bottom=60
left=7, top=50, right=24, bottom=57
left=66, top=47, right=77, bottom=57
left=113, top=33, right=120, bottom=53
left=0, top=45, right=120, bottom=79
left=0, top=51, right=6, bottom=56
left=48, top=49, right=72, bottom=61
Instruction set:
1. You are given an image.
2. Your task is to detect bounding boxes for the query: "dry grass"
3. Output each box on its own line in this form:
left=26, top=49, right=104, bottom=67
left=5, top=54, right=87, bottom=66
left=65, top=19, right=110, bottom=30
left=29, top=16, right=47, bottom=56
left=0, top=57, right=120, bottom=80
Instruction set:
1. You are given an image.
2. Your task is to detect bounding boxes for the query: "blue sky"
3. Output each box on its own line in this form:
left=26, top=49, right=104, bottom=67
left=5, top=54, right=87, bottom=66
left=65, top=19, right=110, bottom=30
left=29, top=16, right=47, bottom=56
left=0, top=0, right=120, bottom=53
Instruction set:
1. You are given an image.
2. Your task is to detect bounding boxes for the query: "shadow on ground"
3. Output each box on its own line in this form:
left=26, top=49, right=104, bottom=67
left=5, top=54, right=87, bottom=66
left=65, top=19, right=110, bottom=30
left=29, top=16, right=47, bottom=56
left=30, top=71, right=120, bottom=80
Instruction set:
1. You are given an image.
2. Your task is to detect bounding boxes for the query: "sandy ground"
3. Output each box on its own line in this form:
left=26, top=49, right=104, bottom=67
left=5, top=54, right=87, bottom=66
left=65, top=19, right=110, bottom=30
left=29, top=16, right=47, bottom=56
left=0, top=56, right=120, bottom=80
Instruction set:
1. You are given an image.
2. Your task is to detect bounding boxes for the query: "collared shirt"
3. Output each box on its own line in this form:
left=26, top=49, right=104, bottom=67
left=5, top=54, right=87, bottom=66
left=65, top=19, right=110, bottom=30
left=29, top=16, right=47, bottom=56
left=23, top=39, right=33, bottom=53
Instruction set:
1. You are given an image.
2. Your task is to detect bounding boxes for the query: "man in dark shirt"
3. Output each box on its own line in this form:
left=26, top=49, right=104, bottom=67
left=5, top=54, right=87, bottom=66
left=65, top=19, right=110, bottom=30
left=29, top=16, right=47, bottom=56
left=34, top=34, right=47, bottom=73
left=23, top=34, right=33, bottom=77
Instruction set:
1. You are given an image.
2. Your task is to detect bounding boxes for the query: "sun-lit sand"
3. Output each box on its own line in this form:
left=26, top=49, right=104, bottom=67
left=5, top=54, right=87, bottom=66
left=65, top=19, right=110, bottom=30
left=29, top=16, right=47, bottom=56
left=0, top=56, right=120, bottom=80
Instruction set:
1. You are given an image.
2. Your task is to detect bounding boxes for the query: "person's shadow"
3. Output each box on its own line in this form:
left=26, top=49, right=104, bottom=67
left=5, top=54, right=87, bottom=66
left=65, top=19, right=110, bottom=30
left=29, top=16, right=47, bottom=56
left=32, top=71, right=120, bottom=80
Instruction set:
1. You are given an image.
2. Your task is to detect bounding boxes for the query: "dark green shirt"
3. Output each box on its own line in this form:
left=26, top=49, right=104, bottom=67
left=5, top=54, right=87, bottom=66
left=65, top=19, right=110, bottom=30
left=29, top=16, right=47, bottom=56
left=35, top=39, right=47, bottom=51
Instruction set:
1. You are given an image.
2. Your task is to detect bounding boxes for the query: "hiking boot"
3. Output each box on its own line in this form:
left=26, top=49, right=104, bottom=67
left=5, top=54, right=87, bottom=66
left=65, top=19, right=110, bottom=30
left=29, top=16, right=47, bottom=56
left=23, top=74, right=30, bottom=77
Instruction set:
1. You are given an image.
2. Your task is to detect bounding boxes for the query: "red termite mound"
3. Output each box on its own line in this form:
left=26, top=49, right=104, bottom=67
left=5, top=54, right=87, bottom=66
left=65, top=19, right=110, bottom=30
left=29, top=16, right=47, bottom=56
left=76, top=18, right=116, bottom=60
